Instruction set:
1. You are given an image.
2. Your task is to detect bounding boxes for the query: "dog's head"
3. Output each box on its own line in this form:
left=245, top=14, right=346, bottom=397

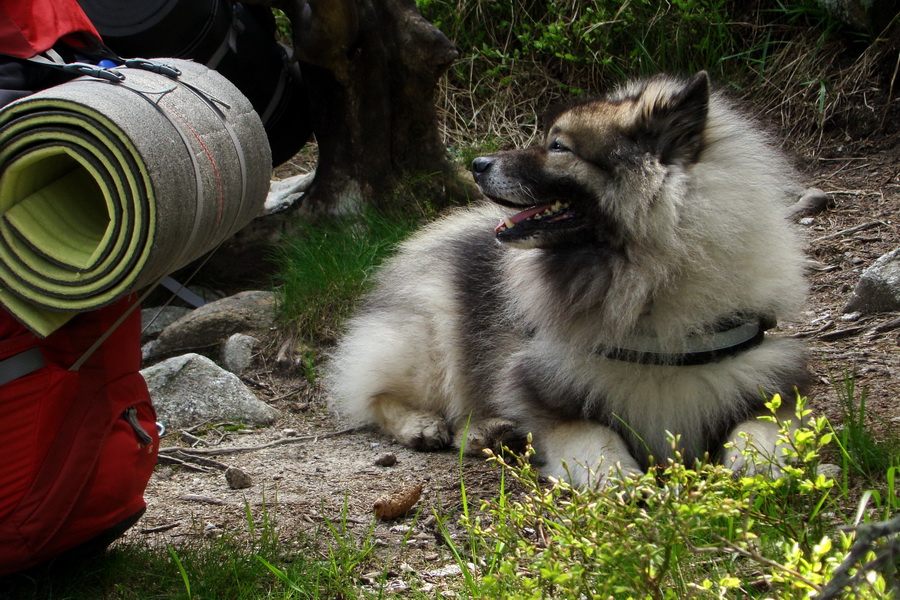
left=472, top=71, right=710, bottom=250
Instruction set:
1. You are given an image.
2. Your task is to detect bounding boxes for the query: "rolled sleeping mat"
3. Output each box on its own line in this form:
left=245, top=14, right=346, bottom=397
left=0, top=58, right=272, bottom=337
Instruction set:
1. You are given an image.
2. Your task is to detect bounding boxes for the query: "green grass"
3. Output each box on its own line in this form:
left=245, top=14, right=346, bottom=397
left=832, top=370, right=900, bottom=482
left=272, top=206, right=425, bottom=344
left=421, top=0, right=893, bottom=153
left=2, top=501, right=378, bottom=600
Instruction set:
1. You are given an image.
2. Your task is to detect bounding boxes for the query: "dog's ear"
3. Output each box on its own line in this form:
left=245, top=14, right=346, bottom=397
left=640, top=71, right=710, bottom=165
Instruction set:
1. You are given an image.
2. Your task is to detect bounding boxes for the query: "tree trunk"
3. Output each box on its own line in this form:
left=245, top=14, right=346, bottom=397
left=248, top=0, right=474, bottom=214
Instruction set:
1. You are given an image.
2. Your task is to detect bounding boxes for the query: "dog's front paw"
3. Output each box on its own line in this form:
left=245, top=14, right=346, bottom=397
left=724, top=419, right=788, bottom=478
left=394, top=412, right=452, bottom=451
left=458, top=418, right=521, bottom=456
left=370, top=394, right=452, bottom=451
left=723, top=447, right=785, bottom=479
left=537, top=421, right=644, bottom=488
left=545, top=458, right=644, bottom=489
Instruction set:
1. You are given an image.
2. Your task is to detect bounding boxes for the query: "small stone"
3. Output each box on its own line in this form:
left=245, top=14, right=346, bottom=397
left=225, top=466, right=253, bottom=489
left=787, top=187, right=830, bottom=221
left=374, top=453, right=397, bottom=467
left=220, top=333, right=259, bottom=375
left=427, top=564, right=463, bottom=578
left=799, top=217, right=815, bottom=226
left=282, top=428, right=299, bottom=437
left=844, top=248, right=900, bottom=315
left=387, top=579, right=409, bottom=593
left=838, top=312, right=861, bottom=322
left=816, top=463, right=842, bottom=480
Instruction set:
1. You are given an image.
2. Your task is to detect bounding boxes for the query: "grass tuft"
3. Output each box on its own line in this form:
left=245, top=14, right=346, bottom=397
left=272, top=206, right=426, bottom=345
left=831, top=370, right=900, bottom=482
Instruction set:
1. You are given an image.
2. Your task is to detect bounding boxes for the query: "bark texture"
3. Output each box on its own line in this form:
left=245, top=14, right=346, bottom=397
left=246, top=0, right=473, bottom=213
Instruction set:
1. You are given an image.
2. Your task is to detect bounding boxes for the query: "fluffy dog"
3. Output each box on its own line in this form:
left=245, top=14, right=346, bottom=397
left=326, top=71, right=810, bottom=485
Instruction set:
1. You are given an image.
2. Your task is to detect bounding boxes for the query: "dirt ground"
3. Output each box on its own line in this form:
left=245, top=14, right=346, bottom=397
left=131, top=119, right=899, bottom=590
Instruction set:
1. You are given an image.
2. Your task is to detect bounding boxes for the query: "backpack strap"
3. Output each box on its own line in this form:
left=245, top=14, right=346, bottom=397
left=0, top=347, right=45, bottom=387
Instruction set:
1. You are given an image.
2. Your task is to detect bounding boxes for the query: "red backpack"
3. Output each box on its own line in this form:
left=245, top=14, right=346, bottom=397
left=0, top=296, right=159, bottom=575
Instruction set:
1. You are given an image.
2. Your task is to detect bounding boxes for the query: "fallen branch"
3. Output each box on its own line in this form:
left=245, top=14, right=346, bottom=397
left=812, top=221, right=883, bottom=243
left=178, top=494, right=227, bottom=505
left=158, top=426, right=365, bottom=457
left=157, top=454, right=216, bottom=473
left=815, top=514, right=900, bottom=600
left=871, top=315, right=900, bottom=334
left=159, top=449, right=230, bottom=471
left=817, top=325, right=870, bottom=341
left=140, top=522, right=181, bottom=534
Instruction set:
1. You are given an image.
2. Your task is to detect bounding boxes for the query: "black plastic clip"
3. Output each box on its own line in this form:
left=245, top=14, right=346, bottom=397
left=59, top=62, right=125, bottom=83
left=124, top=59, right=182, bottom=78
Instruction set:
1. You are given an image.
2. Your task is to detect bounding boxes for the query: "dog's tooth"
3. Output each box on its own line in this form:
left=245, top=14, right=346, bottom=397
left=504, top=218, right=514, bottom=229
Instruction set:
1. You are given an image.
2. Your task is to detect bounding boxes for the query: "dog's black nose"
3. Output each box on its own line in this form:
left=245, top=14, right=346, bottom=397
left=471, top=156, right=493, bottom=175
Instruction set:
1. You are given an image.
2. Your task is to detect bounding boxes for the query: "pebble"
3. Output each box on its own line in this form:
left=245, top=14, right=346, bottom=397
left=427, top=564, right=463, bottom=578
left=816, top=463, right=842, bottom=480
left=225, top=466, right=253, bottom=489
left=374, top=453, right=398, bottom=467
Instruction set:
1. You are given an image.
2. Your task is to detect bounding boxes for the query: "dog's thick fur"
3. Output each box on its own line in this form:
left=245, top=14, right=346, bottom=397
left=326, top=72, right=810, bottom=485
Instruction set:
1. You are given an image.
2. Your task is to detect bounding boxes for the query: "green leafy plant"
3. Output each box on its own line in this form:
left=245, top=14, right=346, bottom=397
left=449, top=393, right=896, bottom=599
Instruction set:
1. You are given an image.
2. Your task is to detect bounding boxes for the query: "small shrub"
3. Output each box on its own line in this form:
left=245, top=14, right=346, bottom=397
left=451, top=394, right=896, bottom=599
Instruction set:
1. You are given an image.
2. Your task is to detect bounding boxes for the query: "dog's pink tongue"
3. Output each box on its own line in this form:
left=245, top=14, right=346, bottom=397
left=495, top=204, right=552, bottom=233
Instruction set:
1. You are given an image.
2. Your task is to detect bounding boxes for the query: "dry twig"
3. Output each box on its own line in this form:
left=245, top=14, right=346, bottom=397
left=157, top=426, right=364, bottom=457
left=815, top=514, right=900, bottom=600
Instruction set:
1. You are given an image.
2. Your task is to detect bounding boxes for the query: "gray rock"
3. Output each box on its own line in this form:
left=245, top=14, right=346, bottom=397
left=816, top=463, right=842, bottom=480
left=141, top=306, right=193, bottom=342
left=264, top=172, right=315, bottom=215
left=142, top=353, right=280, bottom=429
left=220, top=333, right=259, bottom=375
left=843, top=248, right=900, bottom=314
left=815, top=0, right=892, bottom=34
left=142, top=339, right=160, bottom=364
left=787, top=187, right=830, bottom=222
left=152, top=290, right=277, bottom=356
left=225, top=467, right=253, bottom=489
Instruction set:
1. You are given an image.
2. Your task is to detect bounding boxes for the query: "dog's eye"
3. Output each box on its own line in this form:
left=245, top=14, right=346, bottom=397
left=548, top=139, right=570, bottom=153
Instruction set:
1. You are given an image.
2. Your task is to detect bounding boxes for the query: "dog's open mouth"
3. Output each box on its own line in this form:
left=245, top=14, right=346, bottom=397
left=494, top=201, right=580, bottom=240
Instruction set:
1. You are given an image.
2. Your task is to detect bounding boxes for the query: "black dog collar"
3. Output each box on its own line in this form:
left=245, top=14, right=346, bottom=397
left=596, top=316, right=772, bottom=366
